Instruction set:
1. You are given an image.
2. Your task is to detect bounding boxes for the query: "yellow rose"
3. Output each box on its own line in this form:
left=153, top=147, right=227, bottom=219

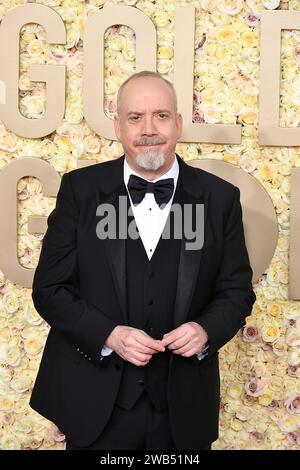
left=24, top=336, right=43, bottom=356
left=157, top=46, right=173, bottom=60
left=216, top=25, right=236, bottom=44
left=224, top=154, right=238, bottom=164
left=203, top=41, right=217, bottom=56
left=154, top=12, right=170, bottom=28
left=0, top=133, right=19, bottom=152
left=278, top=416, right=298, bottom=433
left=230, top=418, right=243, bottom=431
left=241, top=111, right=257, bottom=125
left=21, top=94, right=45, bottom=118
left=137, top=0, right=155, bottom=17
left=241, top=31, right=258, bottom=48
left=26, top=39, right=44, bottom=57
left=262, top=323, right=280, bottom=343
left=215, top=46, right=230, bottom=62
left=227, top=382, right=243, bottom=399
left=258, top=393, right=274, bottom=406
left=267, top=303, right=282, bottom=317
left=65, top=106, right=83, bottom=124
left=20, top=32, right=36, bottom=46
left=0, top=396, right=14, bottom=412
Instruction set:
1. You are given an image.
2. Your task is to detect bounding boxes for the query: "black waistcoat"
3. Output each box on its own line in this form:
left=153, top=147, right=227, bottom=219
left=115, top=172, right=183, bottom=411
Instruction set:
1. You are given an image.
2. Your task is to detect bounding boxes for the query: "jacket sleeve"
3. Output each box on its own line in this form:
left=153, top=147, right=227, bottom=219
left=32, top=172, right=118, bottom=363
left=194, top=186, right=256, bottom=360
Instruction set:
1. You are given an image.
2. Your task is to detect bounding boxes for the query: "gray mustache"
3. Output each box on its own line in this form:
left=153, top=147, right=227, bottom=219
left=136, top=138, right=166, bottom=146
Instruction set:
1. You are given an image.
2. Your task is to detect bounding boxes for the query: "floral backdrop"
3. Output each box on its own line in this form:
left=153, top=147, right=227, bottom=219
left=0, top=0, right=300, bottom=450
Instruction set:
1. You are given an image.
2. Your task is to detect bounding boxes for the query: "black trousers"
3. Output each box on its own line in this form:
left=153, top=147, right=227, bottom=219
left=66, top=390, right=212, bottom=450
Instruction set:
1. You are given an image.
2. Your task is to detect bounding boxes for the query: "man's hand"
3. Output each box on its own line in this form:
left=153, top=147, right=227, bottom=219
left=160, top=322, right=208, bottom=357
left=105, top=325, right=165, bottom=366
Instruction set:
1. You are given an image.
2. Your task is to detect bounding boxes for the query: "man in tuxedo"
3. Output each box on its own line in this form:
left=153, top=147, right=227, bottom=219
left=30, top=71, right=256, bottom=450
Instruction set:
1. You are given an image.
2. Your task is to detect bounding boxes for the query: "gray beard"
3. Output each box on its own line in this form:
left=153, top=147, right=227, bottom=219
left=135, top=147, right=166, bottom=171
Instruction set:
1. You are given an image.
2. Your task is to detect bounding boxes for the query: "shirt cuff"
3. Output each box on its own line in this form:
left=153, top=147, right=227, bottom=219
left=101, top=345, right=114, bottom=356
left=196, top=344, right=209, bottom=360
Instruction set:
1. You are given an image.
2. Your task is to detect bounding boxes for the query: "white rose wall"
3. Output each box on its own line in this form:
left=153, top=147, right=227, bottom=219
left=0, top=0, right=300, bottom=450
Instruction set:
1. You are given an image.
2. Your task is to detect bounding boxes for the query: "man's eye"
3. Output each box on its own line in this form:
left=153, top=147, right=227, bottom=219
left=158, top=113, right=167, bottom=118
left=129, top=116, right=140, bottom=121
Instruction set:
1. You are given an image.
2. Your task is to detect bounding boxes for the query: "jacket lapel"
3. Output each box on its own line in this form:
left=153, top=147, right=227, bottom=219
left=172, top=155, right=209, bottom=329
left=96, top=155, right=128, bottom=325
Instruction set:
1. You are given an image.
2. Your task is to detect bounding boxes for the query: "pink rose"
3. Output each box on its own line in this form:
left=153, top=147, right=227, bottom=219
left=251, top=431, right=264, bottom=442
left=244, top=13, right=261, bottom=27
left=196, top=33, right=206, bottom=50
left=23, top=439, right=42, bottom=450
left=242, top=325, right=259, bottom=342
left=245, top=377, right=263, bottom=397
left=285, top=394, right=300, bottom=415
left=287, top=432, right=298, bottom=445
left=287, top=366, right=299, bottom=378
left=268, top=400, right=281, bottom=409
left=51, top=425, right=66, bottom=442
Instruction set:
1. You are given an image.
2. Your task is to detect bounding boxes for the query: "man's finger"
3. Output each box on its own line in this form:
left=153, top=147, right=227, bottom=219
left=161, top=331, right=188, bottom=347
left=135, top=334, right=165, bottom=351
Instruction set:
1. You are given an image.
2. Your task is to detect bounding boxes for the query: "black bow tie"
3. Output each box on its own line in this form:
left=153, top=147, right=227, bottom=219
left=127, top=174, right=174, bottom=207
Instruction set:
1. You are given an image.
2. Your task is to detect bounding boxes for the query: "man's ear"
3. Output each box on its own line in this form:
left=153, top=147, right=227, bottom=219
left=114, top=114, right=121, bottom=140
left=176, top=113, right=183, bottom=140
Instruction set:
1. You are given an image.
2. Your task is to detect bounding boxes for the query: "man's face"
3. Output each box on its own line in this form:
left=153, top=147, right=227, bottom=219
left=114, top=76, right=182, bottom=174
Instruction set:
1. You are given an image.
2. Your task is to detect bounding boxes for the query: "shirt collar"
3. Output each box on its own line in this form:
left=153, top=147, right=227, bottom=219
left=123, top=154, right=179, bottom=187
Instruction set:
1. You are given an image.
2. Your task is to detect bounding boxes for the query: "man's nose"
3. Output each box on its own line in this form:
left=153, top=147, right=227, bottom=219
left=141, top=115, right=157, bottom=135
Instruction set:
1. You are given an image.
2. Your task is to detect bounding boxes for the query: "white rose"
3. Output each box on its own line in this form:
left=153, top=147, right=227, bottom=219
left=262, top=0, right=280, bottom=9
left=10, top=375, right=32, bottom=394
left=288, top=350, right=300, bottom=366
left=4, top=345, right=22, bottom=367
left=24, top=336, right=43, bottom=356
left=218, top=0, right=244, bottom=16
left=203, top=107, right=221, bottom=124
left=0, top=435, right=21, bottom=450
left=2, top=292, right=19, bottom=314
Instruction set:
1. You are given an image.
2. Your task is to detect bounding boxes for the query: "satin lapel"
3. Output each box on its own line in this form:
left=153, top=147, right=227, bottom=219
left=96, top=158, right=129, bottom=325
left=172, top=154, right=210, bottom=330
left=173, top=190, right=209, bottom=329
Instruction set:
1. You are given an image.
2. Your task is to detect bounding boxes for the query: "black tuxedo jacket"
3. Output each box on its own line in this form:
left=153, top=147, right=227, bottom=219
left=29, top=153, right=256, bottom=449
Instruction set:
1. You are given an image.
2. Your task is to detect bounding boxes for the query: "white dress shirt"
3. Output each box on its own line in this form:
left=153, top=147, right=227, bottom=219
left=123, top=155, right=179, bottom=260
left=100, top=155, right=209, bottom=360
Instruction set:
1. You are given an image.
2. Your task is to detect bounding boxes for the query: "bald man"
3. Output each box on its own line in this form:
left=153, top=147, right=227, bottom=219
left=30, top=71, right=255, bottom=450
